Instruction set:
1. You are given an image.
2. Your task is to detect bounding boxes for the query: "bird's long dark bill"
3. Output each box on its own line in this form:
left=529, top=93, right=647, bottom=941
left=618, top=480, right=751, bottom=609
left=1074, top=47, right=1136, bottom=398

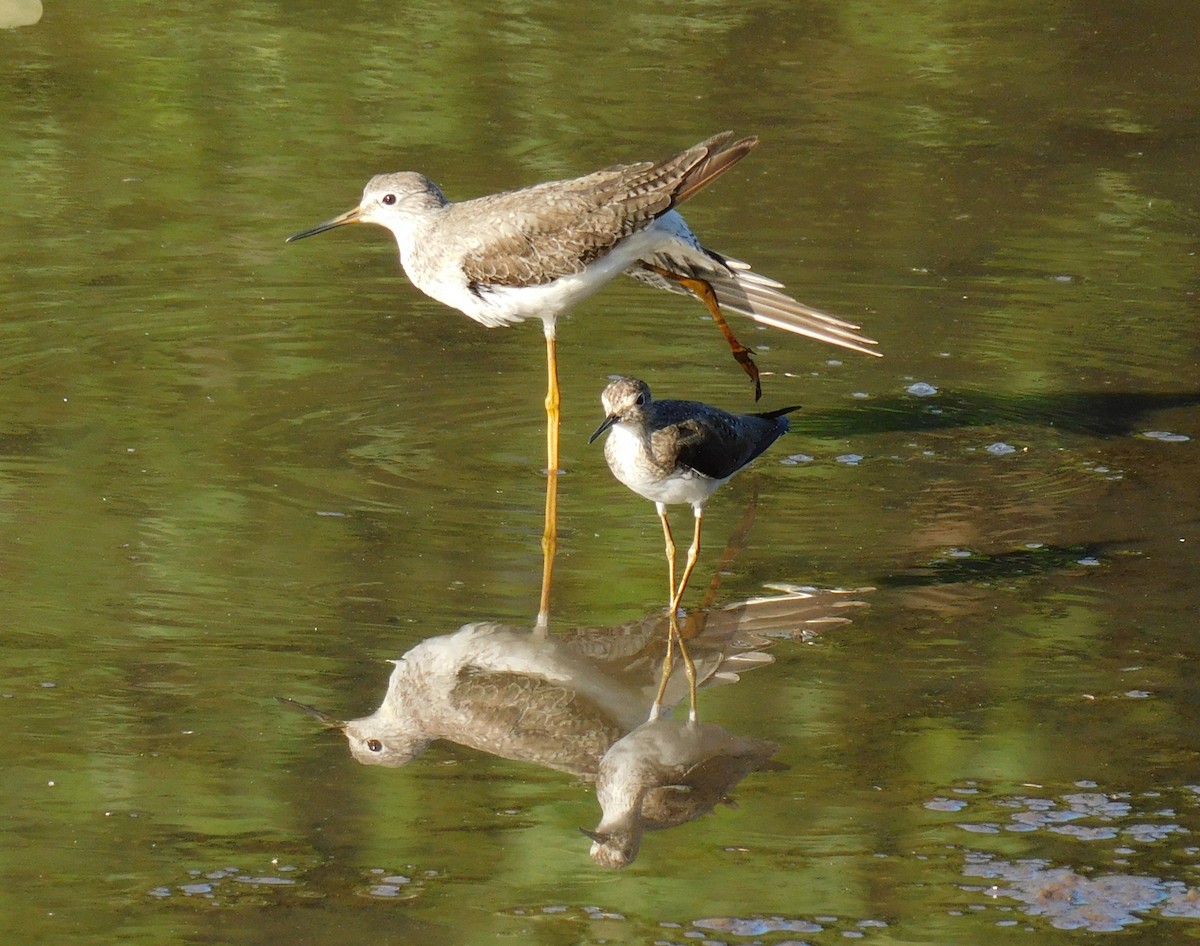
left=276, top=696, right=343, bottom=728
left=588, top=415, right=617, bottom=444
left=286, top=206, right=362, bottom=242
left=579, top=827, right=607, bottom=843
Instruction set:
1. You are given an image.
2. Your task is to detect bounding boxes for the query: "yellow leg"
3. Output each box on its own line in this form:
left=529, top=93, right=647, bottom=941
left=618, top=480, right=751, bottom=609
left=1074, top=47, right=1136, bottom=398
left=536, top=328, right=560, bottom=630
left=643, top=262, right=762, bottom=401
left=668, top=508, right=703, bottom=721
left=649, top=503, right=677, bottom=720
left=650, top=505, right=703, bottom=722
left=669, top=507, right=704, bottom=616
left=657, top=503, right=676, bottom=608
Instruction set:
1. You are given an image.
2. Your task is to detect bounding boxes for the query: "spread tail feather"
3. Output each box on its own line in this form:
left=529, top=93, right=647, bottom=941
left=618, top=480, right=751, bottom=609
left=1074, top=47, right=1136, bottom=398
left=671, top=132, right=760, bottom=207
left=708, top=267, right=880, bottom=356
left=630, top=244, right=881, bottom=357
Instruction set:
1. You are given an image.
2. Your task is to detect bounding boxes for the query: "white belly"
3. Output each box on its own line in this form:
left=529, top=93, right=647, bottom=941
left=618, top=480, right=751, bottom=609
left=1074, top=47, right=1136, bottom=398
left=605, top=424, right=724, bottom=508
left=399, top=214, right=697, bottom=330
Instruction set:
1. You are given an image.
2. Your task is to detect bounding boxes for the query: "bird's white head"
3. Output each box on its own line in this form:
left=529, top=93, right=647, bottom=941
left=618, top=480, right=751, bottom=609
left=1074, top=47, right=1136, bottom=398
left=286, top=172, right=448, bottom=245
left=356, top=172, right=449, bottom=232
left=343, top=717, right=432, bottom=767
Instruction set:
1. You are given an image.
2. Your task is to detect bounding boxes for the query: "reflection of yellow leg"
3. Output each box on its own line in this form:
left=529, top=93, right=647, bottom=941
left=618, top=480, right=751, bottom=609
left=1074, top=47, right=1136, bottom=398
left=669, top=507, right=702, bottom=721
left=649, top=611, right=698, bottom=723
left=536, top=327, right=560, bottom=630
left=649, top=505, right=703, bottom=722
left=649, top=615, right=675, bottom=722
left=674, top=613, right=698, bottom=722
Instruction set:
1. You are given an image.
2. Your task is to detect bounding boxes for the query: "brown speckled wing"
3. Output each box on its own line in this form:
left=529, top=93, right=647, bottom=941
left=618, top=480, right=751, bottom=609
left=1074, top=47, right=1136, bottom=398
left=454, top=133, right=756, bottom=289
left=448, top=667, right=622, bottom=779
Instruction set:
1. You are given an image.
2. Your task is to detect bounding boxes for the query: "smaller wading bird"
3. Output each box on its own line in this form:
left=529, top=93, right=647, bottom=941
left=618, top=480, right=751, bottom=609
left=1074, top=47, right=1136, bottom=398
left=590, top=377, right=799, bottom=720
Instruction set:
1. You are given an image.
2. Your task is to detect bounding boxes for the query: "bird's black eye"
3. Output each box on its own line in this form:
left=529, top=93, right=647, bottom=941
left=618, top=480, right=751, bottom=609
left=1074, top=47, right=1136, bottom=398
left=366, top=738, right=383, bottom=752
left=382, top=194, right=396, bottom=206
left=635, top=393, right=647, bottom=406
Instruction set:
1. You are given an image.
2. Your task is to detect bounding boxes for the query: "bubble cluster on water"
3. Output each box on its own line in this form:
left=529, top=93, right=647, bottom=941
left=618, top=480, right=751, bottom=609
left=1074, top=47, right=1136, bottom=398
left=924, top=781, right=1200, bottom=932
left=688, top=913, right=889, bottom=944
left=148, top=861, right=434, bottom=903
left=926, top=797, right=970, bottom=812
left=148, top=864, right=298, bottom=902
left=1141, top=430, right=1190, bottom=442
left=694, top=915, right=824, bottom=936
left=365, top=867, right=413, bottom=898
left=502, top=906, right=889, bottom=943
left=1081, top=458, right=1124, bottom=481
left=962, top=854, right=1200, bottom=931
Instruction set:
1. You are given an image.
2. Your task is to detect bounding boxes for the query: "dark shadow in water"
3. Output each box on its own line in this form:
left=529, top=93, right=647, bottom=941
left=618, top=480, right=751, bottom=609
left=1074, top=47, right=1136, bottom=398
left=797, top=389, right=1200, bottom=439
left=280, top=585, right=870, bottom=866
left=878, top=542, right=1118, bottom=588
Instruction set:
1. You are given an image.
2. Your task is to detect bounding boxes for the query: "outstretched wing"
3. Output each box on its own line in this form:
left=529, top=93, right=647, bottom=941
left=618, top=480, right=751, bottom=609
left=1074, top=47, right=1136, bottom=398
left=453, top=133, right=756, bottom=288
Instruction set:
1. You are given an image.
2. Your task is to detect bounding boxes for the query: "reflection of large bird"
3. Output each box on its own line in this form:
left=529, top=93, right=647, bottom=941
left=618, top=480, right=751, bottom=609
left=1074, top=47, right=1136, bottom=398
left=283, top=619, right=773, bottom=780
left=583, top=718, right=785, bottom=869
left=279, top=586, right=871, bottom=780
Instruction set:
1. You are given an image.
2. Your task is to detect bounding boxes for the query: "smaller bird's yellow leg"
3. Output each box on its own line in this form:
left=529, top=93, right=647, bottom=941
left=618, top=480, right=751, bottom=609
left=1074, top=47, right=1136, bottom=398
left=648, top=501, right=678, bottom=721
left=657, top=502, right=677, bottom=609
left=669, top=507, right=704, bottom=618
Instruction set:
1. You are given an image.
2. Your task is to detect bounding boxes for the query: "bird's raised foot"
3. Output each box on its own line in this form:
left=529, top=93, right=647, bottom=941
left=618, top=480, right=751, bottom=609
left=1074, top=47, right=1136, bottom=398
left=730, top=345, right=763, bottom=401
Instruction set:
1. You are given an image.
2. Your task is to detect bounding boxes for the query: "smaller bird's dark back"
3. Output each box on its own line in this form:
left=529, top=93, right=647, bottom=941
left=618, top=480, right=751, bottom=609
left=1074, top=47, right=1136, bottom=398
left=673, top=402, right=799, bottom=479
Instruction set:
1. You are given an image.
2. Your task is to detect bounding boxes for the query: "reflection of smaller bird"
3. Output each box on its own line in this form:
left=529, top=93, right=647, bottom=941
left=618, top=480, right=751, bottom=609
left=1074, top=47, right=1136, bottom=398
left=590, top=377, right=799, bottom=720
left=582, top=718, right=783, bottom=869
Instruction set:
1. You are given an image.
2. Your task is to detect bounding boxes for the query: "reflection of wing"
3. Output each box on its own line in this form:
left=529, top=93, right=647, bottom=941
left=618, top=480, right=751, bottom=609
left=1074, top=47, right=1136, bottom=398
left=555, top=617, right=774, bottom=697
left=640, top=741, right=783, bottom=829
left=449, top=667, right=624, bottom=779
left=708, top=584, right=874, bottom=644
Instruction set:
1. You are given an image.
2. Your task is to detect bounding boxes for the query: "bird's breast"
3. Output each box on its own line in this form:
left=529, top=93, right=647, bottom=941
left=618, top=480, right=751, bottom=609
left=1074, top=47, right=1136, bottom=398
left=604, top=426, right=720, bottom=506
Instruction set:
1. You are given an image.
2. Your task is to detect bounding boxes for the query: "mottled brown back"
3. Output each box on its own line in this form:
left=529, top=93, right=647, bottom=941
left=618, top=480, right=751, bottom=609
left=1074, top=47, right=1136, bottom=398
left=452, top=132, right=758, bottom=288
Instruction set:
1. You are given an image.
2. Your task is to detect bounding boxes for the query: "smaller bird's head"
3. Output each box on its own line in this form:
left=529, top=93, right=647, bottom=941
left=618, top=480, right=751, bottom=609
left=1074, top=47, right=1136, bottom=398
left=286, top=172, right=448, bottom=244
left=580, top=825, right=643, bottom=869
left=588, top=377, right=652, bottom=444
